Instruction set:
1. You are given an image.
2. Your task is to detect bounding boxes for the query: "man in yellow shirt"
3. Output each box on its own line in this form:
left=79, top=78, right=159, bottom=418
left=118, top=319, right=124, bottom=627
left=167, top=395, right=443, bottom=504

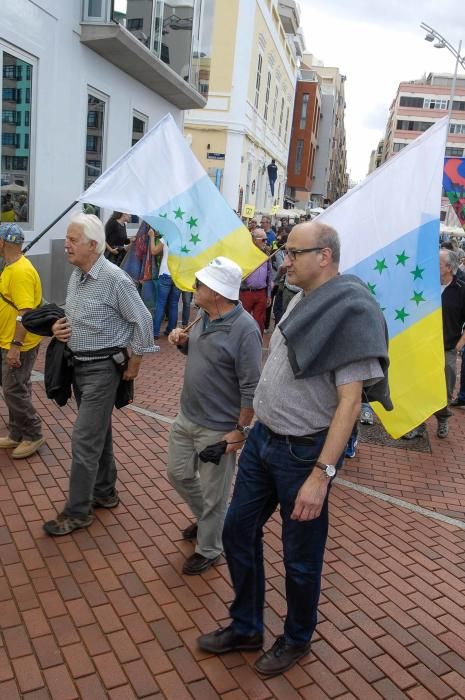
left=0, top=223, right=44, bottom=459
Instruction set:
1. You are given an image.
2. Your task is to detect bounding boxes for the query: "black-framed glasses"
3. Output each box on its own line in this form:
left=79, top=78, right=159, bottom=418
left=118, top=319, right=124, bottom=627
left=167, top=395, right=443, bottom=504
left=284, top=247, right=323, bottom=261
left=194, top=279, right=204, bottom=289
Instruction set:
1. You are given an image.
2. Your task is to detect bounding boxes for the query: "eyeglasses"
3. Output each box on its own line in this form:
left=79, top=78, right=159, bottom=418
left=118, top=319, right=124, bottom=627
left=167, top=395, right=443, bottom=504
left=193, top=279, right=204, bottom=289
left=284, top=247, right=323, bottom=261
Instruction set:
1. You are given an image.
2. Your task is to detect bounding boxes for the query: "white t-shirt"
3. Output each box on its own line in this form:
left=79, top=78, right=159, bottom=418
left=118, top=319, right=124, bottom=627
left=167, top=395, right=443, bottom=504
left=158, top=238, right=170, bottom=276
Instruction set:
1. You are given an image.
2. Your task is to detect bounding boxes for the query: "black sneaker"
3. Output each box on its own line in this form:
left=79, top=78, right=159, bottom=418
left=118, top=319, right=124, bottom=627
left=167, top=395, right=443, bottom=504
left=182, top=522, right=198, bottom=540
left=254, top=636, right=311, bottom=676
left=182, top=552, right=220, bottom=575
left=198, top=625, right=263, bottom=654
left=92, top=492, right=120, bottom=509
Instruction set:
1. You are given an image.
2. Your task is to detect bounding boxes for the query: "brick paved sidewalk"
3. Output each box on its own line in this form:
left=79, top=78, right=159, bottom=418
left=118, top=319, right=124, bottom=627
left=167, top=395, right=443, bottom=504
left=1, top=337, right=465, bottom=698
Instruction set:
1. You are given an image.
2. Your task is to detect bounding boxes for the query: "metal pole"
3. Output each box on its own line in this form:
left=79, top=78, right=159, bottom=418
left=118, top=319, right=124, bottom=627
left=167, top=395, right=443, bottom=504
left=447, top=39, right=462, bottom=123
left=22, top=200, right=78, bottom=254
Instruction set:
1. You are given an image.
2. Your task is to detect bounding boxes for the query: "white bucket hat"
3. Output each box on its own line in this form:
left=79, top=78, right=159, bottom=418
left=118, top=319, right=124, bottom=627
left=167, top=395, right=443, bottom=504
left=195, top=256, right=243, bottom=300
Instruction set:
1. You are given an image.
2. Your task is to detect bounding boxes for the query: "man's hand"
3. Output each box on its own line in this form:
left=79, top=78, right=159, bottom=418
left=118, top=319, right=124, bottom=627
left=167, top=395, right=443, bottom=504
left=291, top=472, right=329, bottom=521
left=168, top=328, right=188, bottom=346
left=6, top=346, right=21, bottom=368
left=52, top=317, right=72, bottom=343
left=223, top=429, right=246, bottom=454
left=122, top=355, right=142, bottom=381
left=456, top=337, right=465, bottom=353
left=266, top=297, right=272, bottom=308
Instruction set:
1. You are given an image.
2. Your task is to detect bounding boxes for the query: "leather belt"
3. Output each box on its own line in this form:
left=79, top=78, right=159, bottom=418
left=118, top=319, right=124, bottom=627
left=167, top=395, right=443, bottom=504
left=240, top=286, right=266, bottom=292
left=263, top=424, right=327, bottom=445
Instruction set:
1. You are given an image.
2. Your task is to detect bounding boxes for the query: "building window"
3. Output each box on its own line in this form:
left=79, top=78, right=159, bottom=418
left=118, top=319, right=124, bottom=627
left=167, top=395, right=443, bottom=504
left=132, top=112, right=147, bottom=147
left=396, top=119, right=433, bottom=132
left=445, top=147, right=464, bottom=157
left=1, top=49, right=32, bottom=223
left=278, top=97, right=284, bottom=138
left=84, top=92, right=106, bottom=212
left=272, top=86, right=278, bottom=129
left=295, top=139, right=304, bottom=175
left=424, top=98, right=448, bottom=110
left=449, top=123, right=465, bottom=135
left=254, top=54, right=263, bottom=109
left=451, top=100, right=465, bottom=111
left=392, top=142, right=407, bottom=153
left=399, top=96, right=424, bottom=108
left=127, top=17, right=144, bottom=30
left=300, top=94, right=309, bottom=130
left=264, top=71, right=271, bottom=121
left=285, top=105, right=290, bottom=143
left=440, top=210, right=447, bottom=222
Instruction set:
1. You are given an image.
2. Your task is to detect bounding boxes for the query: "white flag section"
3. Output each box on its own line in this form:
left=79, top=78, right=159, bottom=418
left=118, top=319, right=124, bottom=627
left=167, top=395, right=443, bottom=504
left=319, top=118, right=448, bottom=438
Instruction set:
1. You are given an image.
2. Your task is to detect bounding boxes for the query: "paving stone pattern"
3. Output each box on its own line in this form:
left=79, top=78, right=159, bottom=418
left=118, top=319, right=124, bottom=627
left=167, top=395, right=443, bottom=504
left=1, top=335, right=465, bottom=698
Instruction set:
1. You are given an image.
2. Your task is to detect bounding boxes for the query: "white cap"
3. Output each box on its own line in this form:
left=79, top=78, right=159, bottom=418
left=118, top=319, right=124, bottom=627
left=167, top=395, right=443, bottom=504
left=195, top=256, right=243, bottom=300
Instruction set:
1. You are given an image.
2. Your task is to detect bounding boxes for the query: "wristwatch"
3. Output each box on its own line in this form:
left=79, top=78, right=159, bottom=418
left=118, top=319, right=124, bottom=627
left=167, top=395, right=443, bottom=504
left=315, top=461, right=337, bottom=478
left=11, top=339, right=23, bottom=347
left=236, top=424, right=251, bottom=437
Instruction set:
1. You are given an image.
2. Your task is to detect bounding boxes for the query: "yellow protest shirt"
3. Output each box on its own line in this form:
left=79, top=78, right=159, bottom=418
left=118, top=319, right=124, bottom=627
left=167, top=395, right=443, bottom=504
left=0, top=256, right=42, bottom=351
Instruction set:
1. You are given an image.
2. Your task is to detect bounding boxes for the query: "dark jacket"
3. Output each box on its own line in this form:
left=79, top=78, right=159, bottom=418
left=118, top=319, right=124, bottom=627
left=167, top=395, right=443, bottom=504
left=441, top=275, right=465, bottom=350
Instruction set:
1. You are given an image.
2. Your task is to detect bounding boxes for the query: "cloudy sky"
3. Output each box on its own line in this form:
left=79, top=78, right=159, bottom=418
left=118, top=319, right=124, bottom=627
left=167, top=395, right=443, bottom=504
left=299, top=0, right=465, bottom=181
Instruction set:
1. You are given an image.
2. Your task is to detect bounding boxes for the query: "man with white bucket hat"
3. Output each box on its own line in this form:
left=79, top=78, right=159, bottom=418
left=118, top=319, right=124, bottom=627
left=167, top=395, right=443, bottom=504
left=167, top=257, right=262, bottom=575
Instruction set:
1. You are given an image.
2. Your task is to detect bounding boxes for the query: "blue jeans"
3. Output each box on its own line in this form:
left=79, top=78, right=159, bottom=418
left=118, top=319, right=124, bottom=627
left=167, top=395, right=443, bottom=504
left=458, top=348, right=465, bottom=401
left=181, top=291, right=193, bottom=327
left=152, top=274, right=181, bottom=337
left=223, top=421, right=342, bottom=646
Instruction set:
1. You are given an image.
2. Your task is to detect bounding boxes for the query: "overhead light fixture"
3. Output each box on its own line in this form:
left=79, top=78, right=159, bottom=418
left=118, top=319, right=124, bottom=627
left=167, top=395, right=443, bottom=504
left=434, top=40, right=445, bottom=48
left=424, top=33, right=435, bottom=42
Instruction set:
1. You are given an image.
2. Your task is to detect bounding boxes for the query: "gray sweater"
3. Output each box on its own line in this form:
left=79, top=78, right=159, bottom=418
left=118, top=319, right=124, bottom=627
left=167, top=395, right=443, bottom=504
left=179, top=304, right=262, bottom=431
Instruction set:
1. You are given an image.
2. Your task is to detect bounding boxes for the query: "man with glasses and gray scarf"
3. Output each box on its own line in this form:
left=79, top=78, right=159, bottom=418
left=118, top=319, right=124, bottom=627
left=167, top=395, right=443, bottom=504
left=198, top=221, right=391, bottom=677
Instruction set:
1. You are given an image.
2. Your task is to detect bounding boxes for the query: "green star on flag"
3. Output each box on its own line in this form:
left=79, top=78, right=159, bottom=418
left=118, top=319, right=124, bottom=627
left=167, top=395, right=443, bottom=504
left=410, top=265, right=424, bottom=280
left=374, top=258, right=388, bottom=274
left=187, top=216, right=198, bottom=229
left=411, top=290, right=425, bottom=306
left=395, top=307, right=409, bottom=322
left=367, top=282, right=377, bottom=295
left=396, top=250, right=409, bottom=266
left=190, top=233, right=201, bottom=245
left=180, top=245, right=190, bottom=254
left=174, top=207, right=185, bottom=220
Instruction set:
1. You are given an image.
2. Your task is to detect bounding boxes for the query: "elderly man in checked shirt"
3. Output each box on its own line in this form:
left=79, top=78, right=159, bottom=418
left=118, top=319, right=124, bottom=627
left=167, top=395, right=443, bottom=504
left=239, top=228, right=272, bottom=335
left=43, top=213, right=155, bottom=536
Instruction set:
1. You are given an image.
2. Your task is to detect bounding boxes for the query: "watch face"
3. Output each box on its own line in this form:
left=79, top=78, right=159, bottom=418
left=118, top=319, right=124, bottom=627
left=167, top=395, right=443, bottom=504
left=326, top=465, right=337, bottom=478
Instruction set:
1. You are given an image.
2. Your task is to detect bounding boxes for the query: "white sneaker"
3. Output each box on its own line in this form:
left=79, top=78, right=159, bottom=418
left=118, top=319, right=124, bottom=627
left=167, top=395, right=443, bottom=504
left=0, top=436, right=20, bottom=449
left=12, top=438, right=45, bottom=459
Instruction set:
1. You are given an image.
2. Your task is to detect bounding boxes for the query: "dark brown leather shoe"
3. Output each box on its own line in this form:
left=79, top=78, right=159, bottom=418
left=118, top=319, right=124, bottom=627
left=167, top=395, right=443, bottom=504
left=182, top=552, right=220, bottom=575
left=182, top=522, right=198, bottom=540
left=254, top=636, right=310, bottom=676
left=198, top=625, right=263, bottom=654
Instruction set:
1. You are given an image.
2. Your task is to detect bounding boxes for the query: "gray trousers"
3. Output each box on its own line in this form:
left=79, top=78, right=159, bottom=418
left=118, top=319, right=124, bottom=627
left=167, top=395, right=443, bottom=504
left=1, top=346, right=42, bottom=441
left=64, top=359, right=120, bottom=518
left=435, top=349, right=457, bottom=421
left=167, top=411, right=236, bottom=559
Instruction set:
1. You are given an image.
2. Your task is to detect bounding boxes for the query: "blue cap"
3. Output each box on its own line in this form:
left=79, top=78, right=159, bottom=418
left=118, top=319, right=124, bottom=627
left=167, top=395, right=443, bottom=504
left=0, top=223, right=25, bottom=244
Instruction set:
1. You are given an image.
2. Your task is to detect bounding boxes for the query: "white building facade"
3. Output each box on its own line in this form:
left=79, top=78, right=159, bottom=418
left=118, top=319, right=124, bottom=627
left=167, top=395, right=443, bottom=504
left=184, top=0, right=301, bottom=215
left=1, top=0, right=211, bottom=300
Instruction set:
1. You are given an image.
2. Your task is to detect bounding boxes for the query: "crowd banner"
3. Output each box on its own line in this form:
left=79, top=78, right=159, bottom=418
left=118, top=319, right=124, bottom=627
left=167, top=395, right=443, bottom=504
left=443, top=157, right=465, bottom=230
left=77, top=113, right=266, bottom=291
left=319, top=117, right=449, bottom=438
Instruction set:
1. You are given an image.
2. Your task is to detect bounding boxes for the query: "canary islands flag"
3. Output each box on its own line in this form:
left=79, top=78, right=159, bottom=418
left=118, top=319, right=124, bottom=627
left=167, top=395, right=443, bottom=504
left=319, top=117, right=449, bottom=438
left=77, top=113, right=266, bottom=290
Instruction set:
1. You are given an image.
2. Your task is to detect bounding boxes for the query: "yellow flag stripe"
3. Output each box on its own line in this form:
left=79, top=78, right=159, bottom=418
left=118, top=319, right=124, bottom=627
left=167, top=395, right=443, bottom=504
left=167, top=225, right=268, bottom=291
left=373, top=308, right=446, bottom=438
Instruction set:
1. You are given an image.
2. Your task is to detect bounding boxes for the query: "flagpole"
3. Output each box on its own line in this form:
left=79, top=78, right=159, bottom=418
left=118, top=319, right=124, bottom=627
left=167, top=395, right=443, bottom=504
left=23, top=200, right=78, bottom=254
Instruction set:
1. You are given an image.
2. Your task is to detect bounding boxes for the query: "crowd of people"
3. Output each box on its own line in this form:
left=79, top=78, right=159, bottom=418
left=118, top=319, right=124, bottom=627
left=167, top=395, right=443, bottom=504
left=0, top=210, right=461, bottom=678
left=0, top=191, right=28, bottom=223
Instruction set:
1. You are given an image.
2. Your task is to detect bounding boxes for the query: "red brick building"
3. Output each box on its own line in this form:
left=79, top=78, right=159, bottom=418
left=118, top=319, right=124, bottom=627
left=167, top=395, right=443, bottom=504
left=286, top=71, right=321, bottom=208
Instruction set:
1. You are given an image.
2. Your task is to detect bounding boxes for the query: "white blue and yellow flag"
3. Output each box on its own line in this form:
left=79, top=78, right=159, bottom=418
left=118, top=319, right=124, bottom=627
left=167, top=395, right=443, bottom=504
left=78, top=113, right=266, bottom=290
left=319, top=117, right=449, bottom=438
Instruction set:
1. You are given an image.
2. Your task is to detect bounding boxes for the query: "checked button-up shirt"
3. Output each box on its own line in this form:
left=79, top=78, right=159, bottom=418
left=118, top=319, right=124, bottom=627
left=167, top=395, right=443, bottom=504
left=65, top=255, right=155, bottom=356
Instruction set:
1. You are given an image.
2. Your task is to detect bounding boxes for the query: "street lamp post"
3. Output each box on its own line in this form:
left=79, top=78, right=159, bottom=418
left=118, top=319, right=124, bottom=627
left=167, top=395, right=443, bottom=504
left=420, top=22, right=464, bottom=122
